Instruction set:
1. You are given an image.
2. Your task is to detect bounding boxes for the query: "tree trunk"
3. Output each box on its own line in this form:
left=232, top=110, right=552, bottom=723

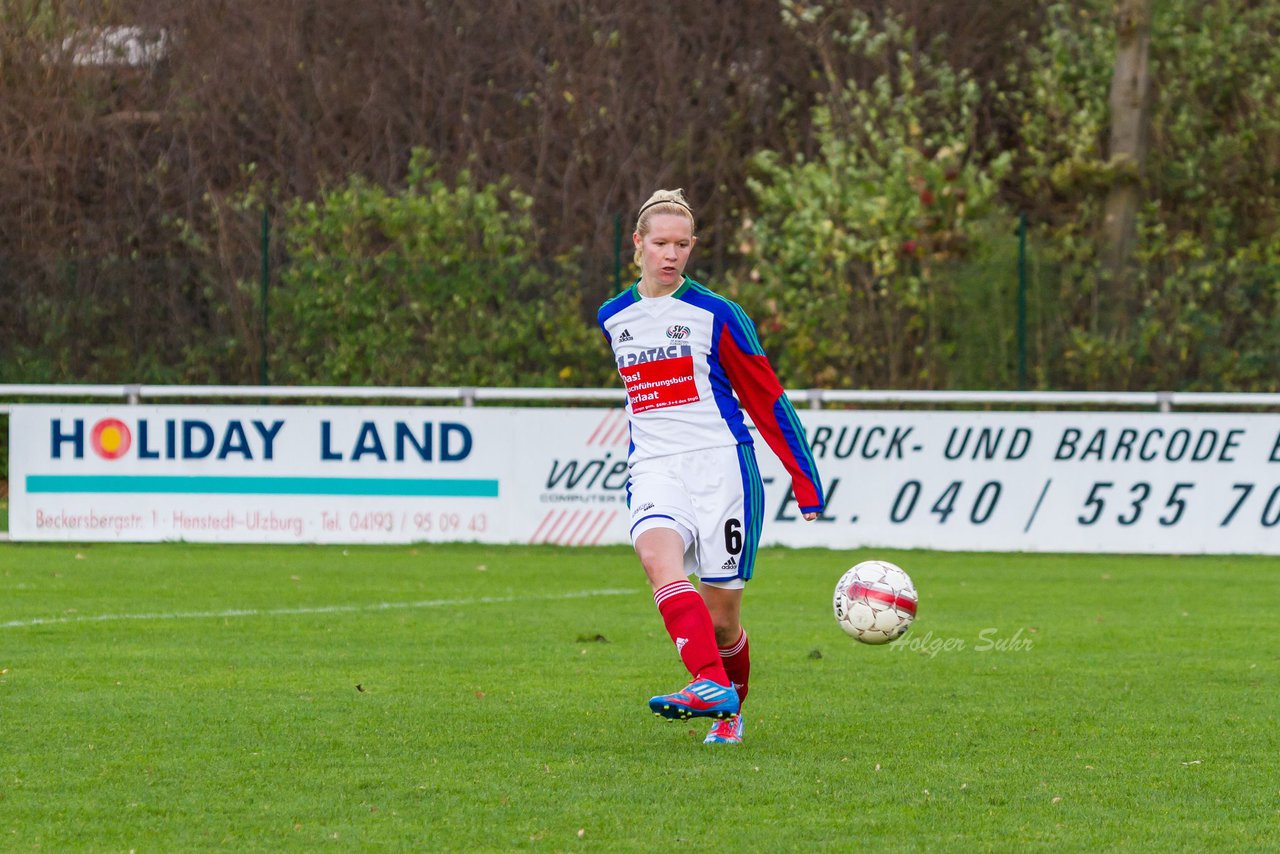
left=1101, top=0, right=1153, bottom=335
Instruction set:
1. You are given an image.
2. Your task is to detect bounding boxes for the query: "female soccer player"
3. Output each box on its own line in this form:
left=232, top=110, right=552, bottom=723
left=597, top=189, right=824, bottom=745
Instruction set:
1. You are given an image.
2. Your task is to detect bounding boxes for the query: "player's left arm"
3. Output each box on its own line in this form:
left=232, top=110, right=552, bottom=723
left=716, top=312, right=824, bottom=516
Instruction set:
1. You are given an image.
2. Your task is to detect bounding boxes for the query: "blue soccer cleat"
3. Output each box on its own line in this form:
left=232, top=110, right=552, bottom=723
left=704, top=714, right=745, bottom=745
left=648, top=678, right=740, bottom=721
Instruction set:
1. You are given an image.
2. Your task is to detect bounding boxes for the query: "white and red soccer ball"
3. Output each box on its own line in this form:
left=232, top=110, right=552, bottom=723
left=833, top=560, right=918, bottom=644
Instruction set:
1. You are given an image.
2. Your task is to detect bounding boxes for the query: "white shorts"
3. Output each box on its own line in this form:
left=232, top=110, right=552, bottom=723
left=626, top=444, right=765, bottom=588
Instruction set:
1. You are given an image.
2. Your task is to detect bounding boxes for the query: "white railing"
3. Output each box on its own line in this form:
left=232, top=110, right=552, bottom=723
left=2, top=383, right=1280, bottom=413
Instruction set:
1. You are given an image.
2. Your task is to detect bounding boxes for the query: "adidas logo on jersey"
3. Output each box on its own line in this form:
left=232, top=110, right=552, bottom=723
left=721, top=556, right=738, bottom=571
left=617, top=328, right=634, bottom=342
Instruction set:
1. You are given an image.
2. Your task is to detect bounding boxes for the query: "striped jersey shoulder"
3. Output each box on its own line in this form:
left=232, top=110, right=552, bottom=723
left=597, top=282, right=639, bottom=325
left=676, top=279, right=765, bottom=356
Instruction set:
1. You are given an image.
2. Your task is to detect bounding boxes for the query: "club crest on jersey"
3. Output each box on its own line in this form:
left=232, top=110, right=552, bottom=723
left=666, top=324, right=691, bottom=340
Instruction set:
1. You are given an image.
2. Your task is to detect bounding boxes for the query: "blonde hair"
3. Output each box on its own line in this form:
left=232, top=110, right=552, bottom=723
left=633, top=188, right=696, bottom=266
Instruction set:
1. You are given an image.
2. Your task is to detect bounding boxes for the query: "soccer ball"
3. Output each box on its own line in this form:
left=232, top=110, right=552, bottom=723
left=833, top=560, right=918, bottom=644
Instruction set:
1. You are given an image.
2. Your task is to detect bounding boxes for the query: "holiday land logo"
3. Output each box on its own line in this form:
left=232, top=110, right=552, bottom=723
left=893, top=627, right=1036, bottom=658
left=48, top=416, right=474, bottom=463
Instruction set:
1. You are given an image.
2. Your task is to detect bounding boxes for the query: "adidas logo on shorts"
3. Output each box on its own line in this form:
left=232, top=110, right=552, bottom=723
left=721, top=556, right=738, bottom=571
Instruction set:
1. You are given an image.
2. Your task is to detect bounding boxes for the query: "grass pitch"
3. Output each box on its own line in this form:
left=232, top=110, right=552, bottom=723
left=2, top=542, right=1277, bottom=851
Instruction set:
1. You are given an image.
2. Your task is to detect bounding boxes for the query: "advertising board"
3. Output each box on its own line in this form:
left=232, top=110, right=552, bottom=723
left=10, top=405, right=1280, bottom=552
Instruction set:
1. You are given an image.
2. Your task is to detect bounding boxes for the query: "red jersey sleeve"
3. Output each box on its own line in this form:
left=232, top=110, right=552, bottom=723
left=716, top=321, right=825, bottom=514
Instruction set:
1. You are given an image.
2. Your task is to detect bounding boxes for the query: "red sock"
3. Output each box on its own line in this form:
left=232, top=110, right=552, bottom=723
left=653, top=581, right=731, bottom=686
left=719, top=629, right=750, bottom=708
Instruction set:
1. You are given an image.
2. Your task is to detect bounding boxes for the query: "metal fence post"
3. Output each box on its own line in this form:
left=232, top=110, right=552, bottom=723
left=1017, top=211, right=1029, bottom=390
left=260, top=208, right=270, bottom=387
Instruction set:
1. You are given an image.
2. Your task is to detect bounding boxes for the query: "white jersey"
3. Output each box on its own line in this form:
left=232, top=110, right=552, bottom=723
left=597, top=277, right=823, bottom=514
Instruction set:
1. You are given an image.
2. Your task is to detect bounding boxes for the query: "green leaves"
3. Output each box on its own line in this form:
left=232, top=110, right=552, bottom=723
left=267, top=150, right=609, bottom=388
left=1013, top=0, right=1280, bottom=390
left=740, top=11, right=1011, bottom=388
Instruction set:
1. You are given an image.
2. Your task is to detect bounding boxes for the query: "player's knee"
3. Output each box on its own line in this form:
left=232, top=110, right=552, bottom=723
left=634, top=528, right=687, bottom=586
left=635, top=543, right=670, bottom=574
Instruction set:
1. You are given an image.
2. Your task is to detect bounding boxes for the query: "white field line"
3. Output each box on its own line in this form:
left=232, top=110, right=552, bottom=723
left=1, top=587, right=638, bottom=630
